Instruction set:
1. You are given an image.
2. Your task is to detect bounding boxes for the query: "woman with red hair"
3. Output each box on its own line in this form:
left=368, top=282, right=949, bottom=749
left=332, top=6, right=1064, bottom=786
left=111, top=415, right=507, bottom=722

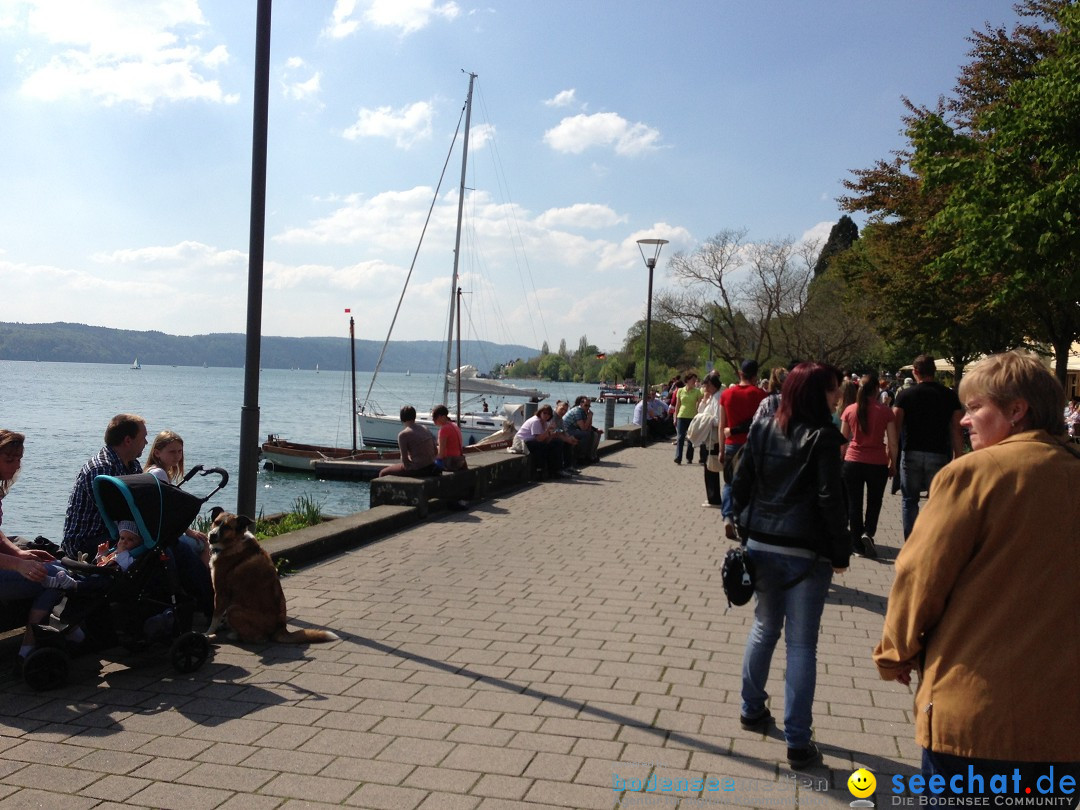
left=731, top=362, right=850, bottom=769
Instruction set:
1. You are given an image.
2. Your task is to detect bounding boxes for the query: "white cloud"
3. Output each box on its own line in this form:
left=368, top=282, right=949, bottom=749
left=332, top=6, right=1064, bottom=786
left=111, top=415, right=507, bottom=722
left=544, top=112, right=661, bottom=157
left=281, top=56, right=321, bottom=103
left=800, top=220, right=835, bottom=246
left=92, top=241, right=245, bottom=268
left=544, top=89, right=577, bottom=108
left=10, top=0, right=236, bottom=108
left=326, top=0, right=460, bottom=38
left=343, top=100, right=433, bottom=148
left=469, top=122, right=495, bottom=151
left=535, top=204, right=626, bottom=230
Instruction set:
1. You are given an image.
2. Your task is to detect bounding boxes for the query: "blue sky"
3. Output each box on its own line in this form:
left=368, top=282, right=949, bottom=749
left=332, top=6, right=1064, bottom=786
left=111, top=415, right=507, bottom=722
left=0, top=1, right=1022, bottom=354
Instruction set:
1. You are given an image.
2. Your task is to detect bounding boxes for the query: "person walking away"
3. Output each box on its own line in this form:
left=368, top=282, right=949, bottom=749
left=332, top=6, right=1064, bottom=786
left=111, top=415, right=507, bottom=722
left=731, top=362, right=850, bottom=770
left=892, top=355, right=963, bottom=538
left=719, top=360, right=768, bottom=536
left=874, top=352, right=1079, bottom=801
left=840, top=374, right=898, bottom=559
left=673, top=374, right=703, bottom=464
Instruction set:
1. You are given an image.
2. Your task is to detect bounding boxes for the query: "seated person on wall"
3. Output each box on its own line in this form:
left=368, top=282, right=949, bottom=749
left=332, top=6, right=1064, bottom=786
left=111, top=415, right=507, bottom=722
left=377, top=405, right=439, bottom=478
left=552, top=401, right=580, bottom=474
left=515, top=404, right=567, bottom=479
left=563, top=396, right=602, bottom=463
left=633, top=391, right=671, bottom=439
left=432, top=405, right=467, bottom=472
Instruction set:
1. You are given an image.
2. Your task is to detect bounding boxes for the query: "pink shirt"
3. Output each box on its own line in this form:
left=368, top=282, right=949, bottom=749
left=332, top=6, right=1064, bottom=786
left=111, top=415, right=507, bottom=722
left=842, top=401, right=895, bottom=466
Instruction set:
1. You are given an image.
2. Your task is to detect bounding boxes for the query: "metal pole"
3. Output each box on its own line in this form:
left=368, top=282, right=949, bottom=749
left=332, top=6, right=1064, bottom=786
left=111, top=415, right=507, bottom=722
left=455, top=287, right=462, bottom=426
left=236, top=0, right=272, bottom=519
left=641, top=262, right=654, bottom=443
left=443, top=72, right=476, bottom=407
left=350, top=315, right=357, bottom=452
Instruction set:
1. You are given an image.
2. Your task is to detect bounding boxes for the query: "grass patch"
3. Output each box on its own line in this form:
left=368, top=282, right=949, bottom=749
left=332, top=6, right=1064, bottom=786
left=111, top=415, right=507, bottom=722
left=193, top=494, right=325, bottom=540
left=256, top=495, right=324, bottom=539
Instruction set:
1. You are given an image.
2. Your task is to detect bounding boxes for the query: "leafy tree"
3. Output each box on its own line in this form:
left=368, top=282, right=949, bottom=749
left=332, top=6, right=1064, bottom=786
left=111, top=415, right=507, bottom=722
left=621, top=319, right=689, bottom=372
left=910, top=0, right=1080, bottom=383
left=655, top=229, right=866, bottom=376
left=813, top=215, right=860, bottom=277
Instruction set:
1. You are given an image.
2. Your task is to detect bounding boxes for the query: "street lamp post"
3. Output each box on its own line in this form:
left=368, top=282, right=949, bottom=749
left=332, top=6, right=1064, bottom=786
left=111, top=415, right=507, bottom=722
left=636, top=238, right=668, bottom=443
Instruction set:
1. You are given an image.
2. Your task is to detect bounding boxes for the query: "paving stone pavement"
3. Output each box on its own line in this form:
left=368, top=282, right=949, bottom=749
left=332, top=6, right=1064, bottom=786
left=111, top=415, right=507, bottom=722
left=0, top=442, right=925, bottom=809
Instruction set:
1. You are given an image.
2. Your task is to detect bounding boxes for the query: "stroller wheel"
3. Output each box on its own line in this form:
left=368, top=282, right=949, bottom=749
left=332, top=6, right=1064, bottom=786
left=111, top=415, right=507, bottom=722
left=171, top=632, right=211, bottom=674
left=23, top=647, right=70, bottom=691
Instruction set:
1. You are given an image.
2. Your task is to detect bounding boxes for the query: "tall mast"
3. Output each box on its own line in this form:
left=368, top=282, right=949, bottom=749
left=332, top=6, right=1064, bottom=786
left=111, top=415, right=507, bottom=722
left=442, top=71, right=476, bottom=408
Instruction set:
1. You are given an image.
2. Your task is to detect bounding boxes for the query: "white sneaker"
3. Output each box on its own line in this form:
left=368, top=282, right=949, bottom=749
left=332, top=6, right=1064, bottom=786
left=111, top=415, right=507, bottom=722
left=701, top=502, right=721, bottom=508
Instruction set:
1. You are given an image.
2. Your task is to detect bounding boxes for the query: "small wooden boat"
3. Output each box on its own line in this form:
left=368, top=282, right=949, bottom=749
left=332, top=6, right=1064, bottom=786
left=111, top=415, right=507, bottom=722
left=261, top=425, right=514, bottom=475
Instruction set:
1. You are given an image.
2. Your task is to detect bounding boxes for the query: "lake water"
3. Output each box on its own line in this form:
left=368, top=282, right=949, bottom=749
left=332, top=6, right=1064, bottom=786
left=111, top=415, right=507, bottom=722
left=0, top=360, right=635, bottom=540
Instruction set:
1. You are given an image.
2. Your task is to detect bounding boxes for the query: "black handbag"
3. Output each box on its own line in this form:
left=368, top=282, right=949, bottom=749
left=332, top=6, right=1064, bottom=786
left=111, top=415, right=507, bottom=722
left=722, top=425, right=820, bottom=607
left=722, top=546, right=756, bottom=607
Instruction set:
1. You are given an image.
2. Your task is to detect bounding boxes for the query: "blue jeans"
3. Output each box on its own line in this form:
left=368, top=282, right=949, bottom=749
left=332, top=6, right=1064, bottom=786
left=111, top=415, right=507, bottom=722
left=0, top=563, right=69, bottom=613
left=900, top=450, right=950, bottom=538
left=674, top=418, right=693, bottom=462
left=922, top=749, right=1080, bottom=805
left=721, top=443, right=740, bottom=519
left=741, top=547, right=832, bottom=749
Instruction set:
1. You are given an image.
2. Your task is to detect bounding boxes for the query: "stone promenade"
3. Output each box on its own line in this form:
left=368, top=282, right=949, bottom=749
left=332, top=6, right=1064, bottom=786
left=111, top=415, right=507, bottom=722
left=0, top=441, right=921, bottom=810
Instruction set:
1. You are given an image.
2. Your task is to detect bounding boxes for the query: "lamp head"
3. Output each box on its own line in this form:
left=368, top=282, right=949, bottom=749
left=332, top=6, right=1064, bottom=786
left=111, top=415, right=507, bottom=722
left=636, top=237, right=668, bottom=269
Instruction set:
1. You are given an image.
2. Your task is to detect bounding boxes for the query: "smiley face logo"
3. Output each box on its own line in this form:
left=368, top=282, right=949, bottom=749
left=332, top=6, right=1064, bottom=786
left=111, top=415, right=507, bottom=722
left=848, top=768, right=876, bottom=799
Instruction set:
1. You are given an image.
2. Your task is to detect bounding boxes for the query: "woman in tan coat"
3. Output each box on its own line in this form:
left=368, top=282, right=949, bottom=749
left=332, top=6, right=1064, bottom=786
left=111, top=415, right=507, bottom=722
left=874, top=352, right=1079, bottom=799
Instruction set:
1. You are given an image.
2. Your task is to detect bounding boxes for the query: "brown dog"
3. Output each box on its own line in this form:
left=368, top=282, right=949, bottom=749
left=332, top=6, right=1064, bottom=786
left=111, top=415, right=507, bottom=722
left=206, top=508, right=338, bottom=644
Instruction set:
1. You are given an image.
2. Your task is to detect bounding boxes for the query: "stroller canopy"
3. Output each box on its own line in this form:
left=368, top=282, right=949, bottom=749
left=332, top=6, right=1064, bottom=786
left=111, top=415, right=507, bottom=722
left=92, top=474, right=203, bottom=550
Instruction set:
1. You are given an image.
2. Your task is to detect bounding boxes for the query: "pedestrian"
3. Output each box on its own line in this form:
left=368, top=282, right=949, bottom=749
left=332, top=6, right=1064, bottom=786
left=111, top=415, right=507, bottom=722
left=719, top=360, right=768, bottom=537
left=892, top=355, right=963, bottom=538
left=732, top=362, right=850, bottom=770
left=874, top=352, right=1079, bottom=801
left=673, top=373, right=703, bottom=464
left=839, top=374, right=898, bottom=559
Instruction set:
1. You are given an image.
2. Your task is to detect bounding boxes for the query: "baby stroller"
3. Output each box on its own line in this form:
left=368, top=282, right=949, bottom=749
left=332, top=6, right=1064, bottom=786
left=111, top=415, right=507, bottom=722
left=20, top=466, right=229, bottom=691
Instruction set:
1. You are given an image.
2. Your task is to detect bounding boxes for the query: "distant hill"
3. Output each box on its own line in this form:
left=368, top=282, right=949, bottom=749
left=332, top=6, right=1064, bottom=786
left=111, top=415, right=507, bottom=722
left=0, top=322, right=539, bottom=374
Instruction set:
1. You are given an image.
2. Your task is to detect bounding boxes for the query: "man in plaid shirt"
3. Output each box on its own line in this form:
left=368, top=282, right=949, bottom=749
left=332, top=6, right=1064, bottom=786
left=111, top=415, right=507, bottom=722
left=62, top=414, right=147, bottom=559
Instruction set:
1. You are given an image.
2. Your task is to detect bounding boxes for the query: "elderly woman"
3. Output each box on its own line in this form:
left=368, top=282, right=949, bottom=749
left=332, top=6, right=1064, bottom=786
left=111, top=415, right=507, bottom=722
left=874, top=352, right=1079, bottom=798
left=732, top=362, right=850, bottom=770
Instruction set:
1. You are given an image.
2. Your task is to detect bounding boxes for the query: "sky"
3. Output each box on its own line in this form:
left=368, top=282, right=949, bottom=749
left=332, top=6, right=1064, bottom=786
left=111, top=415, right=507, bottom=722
left=0, top=0, right=1025, bottom=355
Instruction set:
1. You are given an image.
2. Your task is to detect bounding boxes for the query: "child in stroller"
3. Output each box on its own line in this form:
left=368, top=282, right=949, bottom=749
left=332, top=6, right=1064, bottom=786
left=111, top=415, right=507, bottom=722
left=19, top=466, right=228, bottom=691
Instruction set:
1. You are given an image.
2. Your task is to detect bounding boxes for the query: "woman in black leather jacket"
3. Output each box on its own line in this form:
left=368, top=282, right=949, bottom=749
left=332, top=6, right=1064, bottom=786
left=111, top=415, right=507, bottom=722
left=731, top=362, right=850, bottom=770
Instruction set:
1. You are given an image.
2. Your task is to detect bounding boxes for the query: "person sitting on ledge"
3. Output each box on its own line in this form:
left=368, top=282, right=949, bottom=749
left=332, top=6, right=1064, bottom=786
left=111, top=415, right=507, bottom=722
left=633, top=390, right=671, bottom=440
left=377, top=405, right=439, bottom=478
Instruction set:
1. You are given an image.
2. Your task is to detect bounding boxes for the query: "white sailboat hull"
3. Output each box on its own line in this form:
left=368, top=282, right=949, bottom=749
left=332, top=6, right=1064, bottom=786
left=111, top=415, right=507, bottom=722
left=358, top=409, right=512, bottom=448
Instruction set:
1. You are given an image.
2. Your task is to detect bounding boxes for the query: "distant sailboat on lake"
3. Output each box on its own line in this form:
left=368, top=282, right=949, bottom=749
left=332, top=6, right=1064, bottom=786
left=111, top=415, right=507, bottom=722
left=131, top=357, right=141, bottom=370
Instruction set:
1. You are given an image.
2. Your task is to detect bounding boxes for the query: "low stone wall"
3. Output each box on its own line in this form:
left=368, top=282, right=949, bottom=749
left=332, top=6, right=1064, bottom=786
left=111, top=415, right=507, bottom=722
left=1, top=426, right=645, bottom=656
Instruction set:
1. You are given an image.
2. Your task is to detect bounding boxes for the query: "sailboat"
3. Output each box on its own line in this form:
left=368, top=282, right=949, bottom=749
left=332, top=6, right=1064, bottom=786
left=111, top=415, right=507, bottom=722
left=356, top=72, right=547, bottom=448
left=259, top=73, right=538, bottom=475
left=131, top=357, right=141, bottom=370
left=260, top=315, right=515, bottom=475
